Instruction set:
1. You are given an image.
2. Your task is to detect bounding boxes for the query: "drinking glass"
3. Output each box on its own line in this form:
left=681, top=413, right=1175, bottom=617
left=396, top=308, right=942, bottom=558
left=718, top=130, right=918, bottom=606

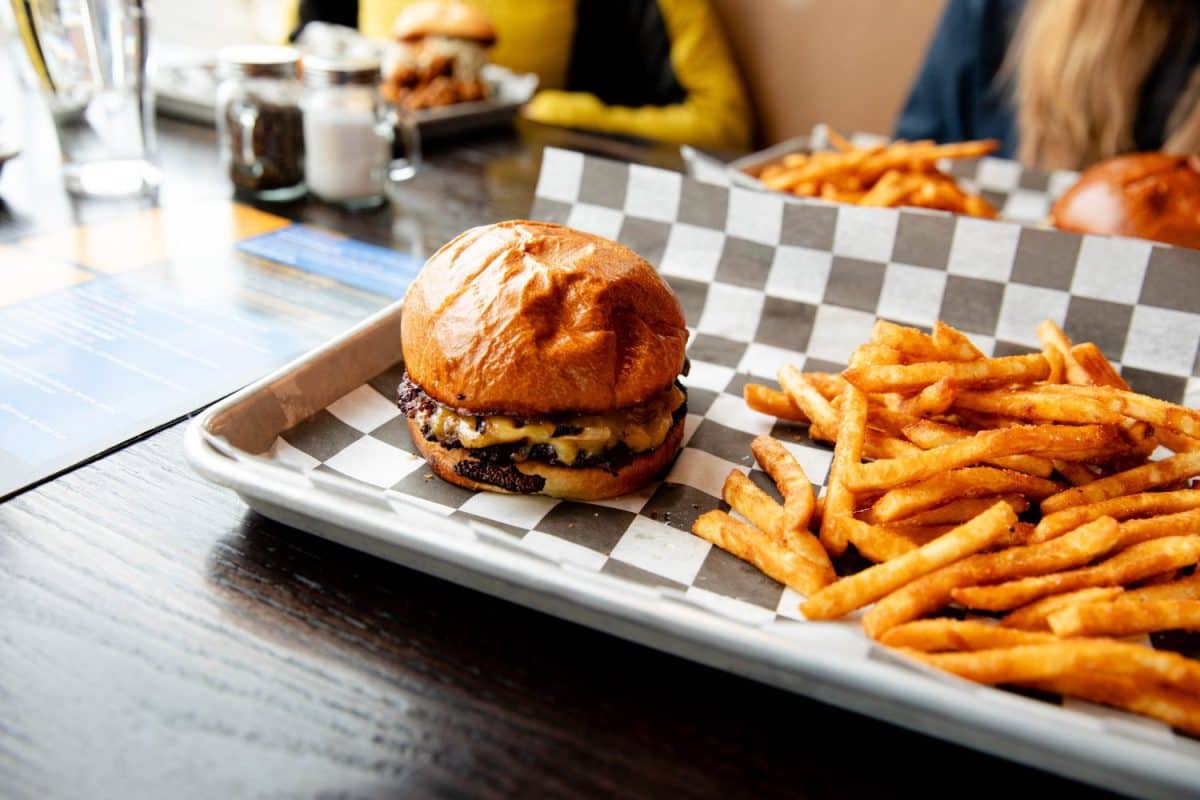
left=11, top=0, right=160, bottom=196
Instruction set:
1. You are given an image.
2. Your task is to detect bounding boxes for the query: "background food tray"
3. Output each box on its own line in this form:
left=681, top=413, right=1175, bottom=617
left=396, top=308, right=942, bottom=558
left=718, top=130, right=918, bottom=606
left=683, top=125, right=1082, bottom=226
left=188, top=147, right=1200, bottom=798
left=153, top=59, right=537, bottom=141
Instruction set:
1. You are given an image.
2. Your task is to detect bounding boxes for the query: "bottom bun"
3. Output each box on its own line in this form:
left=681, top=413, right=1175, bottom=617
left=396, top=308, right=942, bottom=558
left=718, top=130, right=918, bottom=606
left=407, top=416, right=685, bottom=500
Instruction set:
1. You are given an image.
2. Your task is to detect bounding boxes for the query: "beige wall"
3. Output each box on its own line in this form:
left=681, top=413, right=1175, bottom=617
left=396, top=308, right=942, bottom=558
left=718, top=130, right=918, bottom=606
left=712, top=0, right=946, bottom=146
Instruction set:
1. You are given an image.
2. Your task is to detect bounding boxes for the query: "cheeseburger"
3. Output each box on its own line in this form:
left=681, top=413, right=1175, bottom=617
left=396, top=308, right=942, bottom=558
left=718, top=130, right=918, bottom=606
left=1050, top=152, right=1200, bottom=249
left=399, top=221, right=689, bottom=500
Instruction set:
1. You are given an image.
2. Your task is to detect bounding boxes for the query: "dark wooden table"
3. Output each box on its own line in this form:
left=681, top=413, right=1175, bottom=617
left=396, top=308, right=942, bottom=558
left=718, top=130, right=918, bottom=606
left=0, top=98, right=1124, bottom=798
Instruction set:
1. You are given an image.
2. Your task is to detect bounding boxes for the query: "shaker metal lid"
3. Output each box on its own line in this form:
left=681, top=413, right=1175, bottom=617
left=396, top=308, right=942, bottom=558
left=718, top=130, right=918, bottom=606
left=300, top=55, right=381, bottom=87
left=217, top=45, right=300, bottom=79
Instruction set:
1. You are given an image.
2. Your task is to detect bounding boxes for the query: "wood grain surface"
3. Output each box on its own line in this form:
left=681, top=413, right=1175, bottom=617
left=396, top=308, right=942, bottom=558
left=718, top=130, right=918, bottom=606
left=0, top=88, right=1122, bottom=798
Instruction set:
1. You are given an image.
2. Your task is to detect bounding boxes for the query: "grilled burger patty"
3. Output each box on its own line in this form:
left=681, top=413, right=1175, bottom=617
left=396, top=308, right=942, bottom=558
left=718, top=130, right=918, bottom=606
left=398, top=373, right=687, bottom=472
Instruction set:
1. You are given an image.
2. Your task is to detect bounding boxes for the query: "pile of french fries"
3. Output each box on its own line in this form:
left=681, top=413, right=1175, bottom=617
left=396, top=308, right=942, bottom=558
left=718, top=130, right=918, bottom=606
left=691, top=318, right=1200, bottom=734
left=753, top=128, right=1000, bottom=218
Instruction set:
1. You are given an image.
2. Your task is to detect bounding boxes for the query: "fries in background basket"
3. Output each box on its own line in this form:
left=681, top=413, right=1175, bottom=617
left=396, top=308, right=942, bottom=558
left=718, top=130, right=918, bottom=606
left=692, top=315, right=1200, bottom=735
left=750, top=128, right=1001, bottom=218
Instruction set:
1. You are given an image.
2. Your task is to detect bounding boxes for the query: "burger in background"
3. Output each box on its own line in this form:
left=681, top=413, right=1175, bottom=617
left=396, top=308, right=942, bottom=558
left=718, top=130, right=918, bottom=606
left=382, top=1, right=496, bottom=111
left=399, top=220, right=690, bottom=500
left=1050, top=152, right=1200, bottom=250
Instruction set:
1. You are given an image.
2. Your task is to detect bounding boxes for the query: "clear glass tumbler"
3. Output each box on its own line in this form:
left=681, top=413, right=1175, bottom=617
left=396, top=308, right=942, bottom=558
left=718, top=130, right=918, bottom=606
left=11, top=0, right=160, bottom=196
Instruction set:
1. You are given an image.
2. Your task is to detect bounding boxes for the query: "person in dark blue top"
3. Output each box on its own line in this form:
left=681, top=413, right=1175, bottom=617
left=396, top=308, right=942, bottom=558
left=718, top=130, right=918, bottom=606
left=895, top=0, right=1200, bottom=170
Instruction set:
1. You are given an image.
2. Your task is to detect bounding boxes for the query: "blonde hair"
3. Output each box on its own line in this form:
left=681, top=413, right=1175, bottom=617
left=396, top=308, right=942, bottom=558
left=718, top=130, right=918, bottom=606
left=1012, top=0, right=1200, bottom=170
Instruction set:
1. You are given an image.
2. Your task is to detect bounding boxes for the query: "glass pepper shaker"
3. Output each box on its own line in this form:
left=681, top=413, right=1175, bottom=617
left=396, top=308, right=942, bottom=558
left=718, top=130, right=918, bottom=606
left=215, top=45, right=306, bottom=201
left=300, top=55, right=398, bottom=210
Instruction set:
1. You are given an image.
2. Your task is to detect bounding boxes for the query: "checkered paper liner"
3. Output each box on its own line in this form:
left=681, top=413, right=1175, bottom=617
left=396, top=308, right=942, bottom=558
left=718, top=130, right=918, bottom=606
left=257, top=147, right=1200, bottom=761
left=683, top=125, right=1082, bottom=226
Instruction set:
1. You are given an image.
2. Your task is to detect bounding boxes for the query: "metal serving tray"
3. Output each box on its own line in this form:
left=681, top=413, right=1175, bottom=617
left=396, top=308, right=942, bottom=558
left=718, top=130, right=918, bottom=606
left=687, top=127, right=1081, bottom=226
left=186, top=298, right=1200, bottom=800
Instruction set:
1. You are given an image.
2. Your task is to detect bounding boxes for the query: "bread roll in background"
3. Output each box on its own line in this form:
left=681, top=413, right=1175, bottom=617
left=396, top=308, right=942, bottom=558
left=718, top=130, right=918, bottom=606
left=1050, top=152, right=1200, bottom=249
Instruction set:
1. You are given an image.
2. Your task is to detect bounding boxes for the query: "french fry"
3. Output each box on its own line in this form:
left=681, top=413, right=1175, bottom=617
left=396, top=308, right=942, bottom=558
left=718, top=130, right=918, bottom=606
left=862, top=516, right=1120, bottom=637
left=748, top=437, right=832, bottom=574
left=888, top=495, right=1029, bottom=527
left=1033, top=489, right=1200, bottom=542
left=691, top=511, right=831, bottom=596
left=1052, top=460, right=1097, bottom=486
left=1048, top=598, right=1200, bottom=638
left=1121, top=572, right=1200, bottom=603
left=1070, top=342, right=1130, bottom=390
left=840, top=518, right=917, bottom=562
left=962, top=193, right=998, bottom=219
left=759, top=164, right=788, bottom=184
left=1113, top=507, right=1200, bottom=549
left=931, top=321, right=985, bottom=361
left=750, top=436, right=811, bottom=504
left=867, top=404, right=921, bottom=437
left=853, top=343, right=905, bottom=366
left=1118, top=419, right=1159, bottom=459
left=1138, top=569, right=1182, bottom=586
left=1157, top=427, right=1200, bottom=453
left=725, top=310, right=1200, bottom=735
left=802, top=501, right=1016, bottom=620
left=900, top=419, right=1055, bottom=478
left=910, top=180, right=966, bottom=214
left=864, top=467, right=1060, bottom=524
left=913, top=639, right=1200, bottom=696
left=870, top=320, right=940, bottom=360
left=721, top=470, right=782, bottom=530
left=951, top=535, right=1200, bottom=611
left=1000, top=586, right=1126, bottom=631
left=825, top=126, right=854, bottom=152
left=1022, top=674, right=1200, bottom=737
left=1036, top=384, right=1200, bottom=438
left=839, top=518, right=958, bottom=562
left=1036, top=320, right=1090, bottom=385
left=859, top=169, right=909, bottom=207
left=878, top=619, right=1059, bottom=651
left=899, top=377, right=957, bottom=416
left=924, top=139, right=1000, bottom=160
left=1043, top=342, right=1065, bottom=384
left=863, top=430, right=924, bottom=460
left=845, top=425, right=1112, bottom=492
left=951, top=388, right=1126, bottom=425
left=1041, top=451, right=1200, bottom=514
left=820, top=384, right=868, bottom=556
left=843, top=353, right=1050, bottom=394
left=803, top=372, right=847, bottom=400
left=949, top=408, right=1028, bottom=431
left=722, top=470, right=835, bottom=589
left=743, top=384, right=808, bottom=422
left=778, top=365, right=839, bottom=433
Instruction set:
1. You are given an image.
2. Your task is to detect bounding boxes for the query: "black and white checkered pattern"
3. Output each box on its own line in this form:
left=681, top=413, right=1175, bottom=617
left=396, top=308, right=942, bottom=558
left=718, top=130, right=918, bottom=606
left=267, top=360, right=817, bottom=626
left=259, top=147, right=1200, bottom=748
left=684, top=125, right=1082, bottom=227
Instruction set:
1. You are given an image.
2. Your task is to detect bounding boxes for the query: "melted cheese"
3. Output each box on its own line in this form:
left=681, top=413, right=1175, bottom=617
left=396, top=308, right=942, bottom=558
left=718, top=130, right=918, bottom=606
left=415, top=386, right=685, bottom=466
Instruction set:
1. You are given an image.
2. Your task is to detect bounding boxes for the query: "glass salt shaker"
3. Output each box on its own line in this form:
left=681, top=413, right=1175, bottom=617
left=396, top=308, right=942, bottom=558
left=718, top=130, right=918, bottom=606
left=301, top=55, right=413, bottom=210
left=215, top=45, right=306, bottom=201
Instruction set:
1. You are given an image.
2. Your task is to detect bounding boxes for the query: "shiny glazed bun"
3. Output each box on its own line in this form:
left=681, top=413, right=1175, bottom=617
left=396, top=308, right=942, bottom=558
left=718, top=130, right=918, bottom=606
left=401, top=220, right=689, bottom=417
left=392, top=1, right=497, bottom=44
left=406, top=415, right=686, bottom=500
left=1050, top=152, right=1200, bottom=249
